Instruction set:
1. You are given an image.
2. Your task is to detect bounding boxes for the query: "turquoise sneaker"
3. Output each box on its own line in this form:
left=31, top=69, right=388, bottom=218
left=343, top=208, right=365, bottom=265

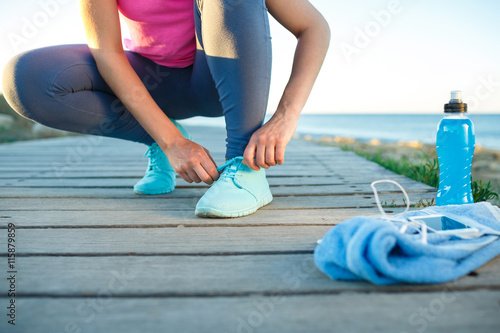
left=195, top=157, right=273, bottom=218
left=133, top=120, right=190, bottom=195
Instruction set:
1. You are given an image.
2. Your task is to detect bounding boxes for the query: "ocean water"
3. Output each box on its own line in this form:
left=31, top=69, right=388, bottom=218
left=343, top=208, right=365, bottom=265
left=179, top=114, right=500, bottom=151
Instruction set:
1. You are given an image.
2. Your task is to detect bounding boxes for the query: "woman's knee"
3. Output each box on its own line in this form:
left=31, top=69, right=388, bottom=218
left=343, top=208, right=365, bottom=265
left=2, top=45, right=94, bottom=125
left=3, top=52, right=30, bottom=119
left=2, top=49, right=50, bottom=122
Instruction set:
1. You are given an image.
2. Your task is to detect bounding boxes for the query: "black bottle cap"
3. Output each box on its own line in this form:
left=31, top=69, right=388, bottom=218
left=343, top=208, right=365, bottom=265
left=444, top=102, right=467, bottom=113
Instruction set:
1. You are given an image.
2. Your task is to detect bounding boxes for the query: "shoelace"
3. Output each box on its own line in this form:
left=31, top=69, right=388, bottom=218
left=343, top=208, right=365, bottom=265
left=145, top=144, right=162, bottom=171
left=216, top=156, right=244, bottom=188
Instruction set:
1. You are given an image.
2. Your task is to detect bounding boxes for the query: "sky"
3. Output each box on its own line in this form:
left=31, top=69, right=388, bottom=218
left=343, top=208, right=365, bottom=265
left=1, top=0, right=499, bottom=114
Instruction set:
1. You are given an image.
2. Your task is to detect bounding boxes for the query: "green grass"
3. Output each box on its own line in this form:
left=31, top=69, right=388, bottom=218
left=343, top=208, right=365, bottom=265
left=472, top=180, right=499, bottom=203
left=0, top=94, right=36, bottom=143
left=380, top=198, right=435, bottom=209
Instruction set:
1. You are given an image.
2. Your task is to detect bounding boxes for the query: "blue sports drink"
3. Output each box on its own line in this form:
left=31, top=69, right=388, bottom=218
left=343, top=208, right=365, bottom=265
left=436, top=90, right=475, bottom=206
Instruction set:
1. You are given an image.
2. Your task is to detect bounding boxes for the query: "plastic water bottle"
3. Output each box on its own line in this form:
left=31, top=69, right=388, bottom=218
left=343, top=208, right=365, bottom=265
left=436, top=90, right=475, bottom=206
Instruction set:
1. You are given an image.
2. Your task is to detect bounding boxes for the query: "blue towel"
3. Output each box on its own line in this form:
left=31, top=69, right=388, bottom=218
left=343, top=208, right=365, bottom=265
left=314, top=202, right=500, bottom=285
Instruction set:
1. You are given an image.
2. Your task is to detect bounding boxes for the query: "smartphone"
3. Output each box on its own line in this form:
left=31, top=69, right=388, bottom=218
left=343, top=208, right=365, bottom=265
left=408, top=215, right=472, bottom=231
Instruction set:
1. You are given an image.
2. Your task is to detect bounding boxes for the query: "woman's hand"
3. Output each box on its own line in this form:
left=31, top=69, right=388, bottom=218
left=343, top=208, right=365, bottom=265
left=163, top=137, right=220, bottom=184
left=243, top=111, right=299, bottom=170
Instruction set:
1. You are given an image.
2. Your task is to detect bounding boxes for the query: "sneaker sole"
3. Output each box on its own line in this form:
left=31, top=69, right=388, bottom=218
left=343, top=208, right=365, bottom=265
left=195, top=190, right=273, bottom=218
left=133, top=186, right=175, bottom=195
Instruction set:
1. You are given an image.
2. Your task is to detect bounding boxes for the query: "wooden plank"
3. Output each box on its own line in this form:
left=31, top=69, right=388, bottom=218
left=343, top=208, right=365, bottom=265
left=0, top=155, right=385, bottom=167
left=3, top=255, right=498, bottom=296
left=0, top=147, right=361, bottom=156
left=0, top=226, right=330, bottom=254
left=0, top=208, right=402, bottom=227
left=0, top=175, right=430, bottom=187
left=0, top=147, right=346, bottom=157
left=6, top=291, right=500, bottom=333
left=0, top=169, right=395, bottom=179
left=0, top=162, right=394, bottom=174
left=0, top=192, right=436, bottom=211
left=0, top=167, right=388, bottom=177
left=0, top=183, right=435, bottom=198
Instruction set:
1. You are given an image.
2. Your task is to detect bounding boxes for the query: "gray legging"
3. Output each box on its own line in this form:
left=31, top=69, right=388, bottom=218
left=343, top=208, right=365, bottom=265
left=2, top=0, right=272, bottom=159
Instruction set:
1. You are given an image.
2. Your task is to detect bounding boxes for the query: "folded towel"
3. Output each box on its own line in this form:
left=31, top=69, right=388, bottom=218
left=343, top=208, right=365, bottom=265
left=314, top=202, right=500, bottom=285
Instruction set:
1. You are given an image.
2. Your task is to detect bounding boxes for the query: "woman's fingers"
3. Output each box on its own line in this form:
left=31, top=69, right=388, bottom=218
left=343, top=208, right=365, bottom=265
left=178, top=171, right=193, bottom=183
left=187, top=150, right=219, bottom=184
left=244, top=135, right=284, bottom=170
left=179, top=162, right=216, bottom=185
left=243, top=142, right=260, bottom=170
left=186, top=168, right=202, bottom=184
left=202, top=148, right=220, bottom=182
left=265, top=144, right=277, bottom=166
left=255, top=142, right=271, bottom=169
left=195, top=161, right=217, bottom=184
left=275, top=143, right=286, bottom=165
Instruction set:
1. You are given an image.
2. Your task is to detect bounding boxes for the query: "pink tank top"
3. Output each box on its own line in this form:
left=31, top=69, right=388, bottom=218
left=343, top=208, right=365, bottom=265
left=117, top=0, right=196, bottom=68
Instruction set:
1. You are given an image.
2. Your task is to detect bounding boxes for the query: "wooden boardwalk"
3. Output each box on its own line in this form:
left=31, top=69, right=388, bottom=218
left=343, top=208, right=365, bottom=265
left=0, top=125, right=499, bottom=333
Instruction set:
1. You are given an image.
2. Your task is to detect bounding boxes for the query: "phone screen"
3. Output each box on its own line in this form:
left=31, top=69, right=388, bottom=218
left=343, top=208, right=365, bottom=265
left=411, top=215, right=471, bottom=231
